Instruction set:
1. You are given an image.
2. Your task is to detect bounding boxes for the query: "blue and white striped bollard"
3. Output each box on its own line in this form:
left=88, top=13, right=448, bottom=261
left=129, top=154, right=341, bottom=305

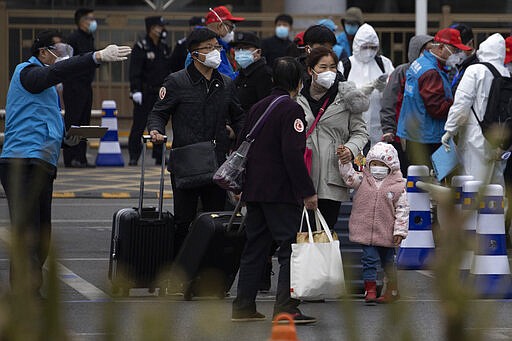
left=95, top=100, right=124, bottom=167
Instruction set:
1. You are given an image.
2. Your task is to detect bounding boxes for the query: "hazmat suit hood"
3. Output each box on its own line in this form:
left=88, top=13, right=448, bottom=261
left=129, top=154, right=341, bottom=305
left=408, top=34, right=433, bottom=63
left=476, top=33, right=505, bottom=66
left=352, top=23, right=379, bottom=63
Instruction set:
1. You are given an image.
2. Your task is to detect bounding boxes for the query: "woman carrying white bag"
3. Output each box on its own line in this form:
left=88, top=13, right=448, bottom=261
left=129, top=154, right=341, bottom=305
left=291, top=208, right=345, bottom=300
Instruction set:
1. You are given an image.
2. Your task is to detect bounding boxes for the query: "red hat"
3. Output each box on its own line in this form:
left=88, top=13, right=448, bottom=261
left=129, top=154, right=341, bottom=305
left=434, top=28, right=471, bottom=51
left=505, top=36, right=512, bottom=64
left=205, top=6, right=245, bottom=25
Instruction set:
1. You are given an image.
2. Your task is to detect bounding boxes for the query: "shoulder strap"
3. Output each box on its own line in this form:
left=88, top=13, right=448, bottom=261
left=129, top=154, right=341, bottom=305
left=479, top=62, right=501, bottom=78
left=341, top=57, right=351, bottom=80
left=306, top=97, right=330, bottom=138
left=375, top=55, right=386, bottom=74
left=246, top=95, right=288, bottom=141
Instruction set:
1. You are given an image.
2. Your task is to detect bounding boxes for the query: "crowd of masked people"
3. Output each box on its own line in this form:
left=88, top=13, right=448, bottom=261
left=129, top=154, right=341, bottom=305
left=141, top=5, right=512, bottom=325
left=8, top=3, right=508, bottom=324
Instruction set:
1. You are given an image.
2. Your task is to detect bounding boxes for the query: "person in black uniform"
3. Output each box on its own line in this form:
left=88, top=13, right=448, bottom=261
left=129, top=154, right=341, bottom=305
left=128, top=16, right=172, bottom=166
left=231, top=32, right=273, bottom=112
left=169, top=16, right=205, bottom=73
left=63, top=8, right=97, bottom=168
left=231, top=57, right=318, bottom=324
left=261, top=14, right=294, bottom=67
left=0, top=30, right=130, bottom=297
left=148, top=28, right=245, bottom=254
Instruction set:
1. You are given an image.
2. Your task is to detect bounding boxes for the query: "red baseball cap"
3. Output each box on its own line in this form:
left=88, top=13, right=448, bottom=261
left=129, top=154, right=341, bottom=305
left=505, top=36, right=512, bottom=64
left=205, top=6, right=245, bottom=25
left=434, top=28, right=471, bottom=51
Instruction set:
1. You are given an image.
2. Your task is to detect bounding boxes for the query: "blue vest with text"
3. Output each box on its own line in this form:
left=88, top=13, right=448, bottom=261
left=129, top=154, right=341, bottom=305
left=2, top=56, right=63, bottom=166
left=397, top=50, right=451, bottom=143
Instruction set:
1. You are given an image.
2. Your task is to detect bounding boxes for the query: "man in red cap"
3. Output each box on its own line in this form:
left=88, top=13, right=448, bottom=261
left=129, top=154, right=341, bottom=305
left=397, top=28, right=471, bottom=168
left=204, top=5, right=245, bottom=79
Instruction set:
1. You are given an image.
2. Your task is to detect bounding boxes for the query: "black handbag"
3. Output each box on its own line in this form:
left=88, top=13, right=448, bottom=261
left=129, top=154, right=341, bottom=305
left=168, top=141, right=218, bottom=189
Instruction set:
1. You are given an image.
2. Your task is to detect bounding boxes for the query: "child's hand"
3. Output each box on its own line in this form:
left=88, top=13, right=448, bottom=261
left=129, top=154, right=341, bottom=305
left=393, top=235, right=403, bottom=246
left=336, top=145, right=352, bottom=164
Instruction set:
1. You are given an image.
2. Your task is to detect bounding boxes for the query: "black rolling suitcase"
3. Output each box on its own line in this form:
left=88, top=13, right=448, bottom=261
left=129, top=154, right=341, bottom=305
left=108, top=135, right=175, bottom=296
left=168, top=201, right=246, bottom=300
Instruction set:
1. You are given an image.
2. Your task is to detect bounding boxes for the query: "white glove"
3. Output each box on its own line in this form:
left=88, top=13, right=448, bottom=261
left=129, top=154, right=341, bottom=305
left=441, top=131, right=453, bottom=151
left=132, top=92, right=142, bottom=105
left=63, top=134, right=81, bottom=147
left=372, top=73, right=388, bottom=91
left=97, top=45, right=132, bottom=62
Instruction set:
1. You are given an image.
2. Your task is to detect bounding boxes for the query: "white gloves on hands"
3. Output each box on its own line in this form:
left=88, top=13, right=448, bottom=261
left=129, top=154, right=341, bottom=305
left=441, top=131, right=454, bottom=151
left=373, top=74, right=388, bottom=91
left=132, top=92, right=142, bottom=105
left=63, top=134, right=81, bottom=147
left=97, top=45, right=132, bottom=62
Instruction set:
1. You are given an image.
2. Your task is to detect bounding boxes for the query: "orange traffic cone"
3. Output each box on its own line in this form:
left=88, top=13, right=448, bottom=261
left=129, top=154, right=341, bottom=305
left=269, top=313, right=299, bottom=341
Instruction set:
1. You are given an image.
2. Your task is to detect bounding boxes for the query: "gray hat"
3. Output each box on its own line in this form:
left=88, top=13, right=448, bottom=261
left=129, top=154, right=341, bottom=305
left=342, top=7, right=364, bottom=25
left=408, top=34, right=434, bottom=62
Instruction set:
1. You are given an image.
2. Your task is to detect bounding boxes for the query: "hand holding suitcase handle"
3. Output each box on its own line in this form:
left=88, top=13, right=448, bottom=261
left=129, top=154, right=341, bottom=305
left=140, top=135, right=168, bottom=219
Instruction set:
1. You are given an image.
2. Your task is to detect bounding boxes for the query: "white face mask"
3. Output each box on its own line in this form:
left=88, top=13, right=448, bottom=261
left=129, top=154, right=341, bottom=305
left=358, top=48, right=377, bottom=63
left=221, top=30, right=234, bottom=43
left=198, top=49, right=222, bottom=69
left=446, top=51, right=466, bottom=68
left=370, top=165, right=389, bottom=179
left=313, top=70, right=337, bottom=89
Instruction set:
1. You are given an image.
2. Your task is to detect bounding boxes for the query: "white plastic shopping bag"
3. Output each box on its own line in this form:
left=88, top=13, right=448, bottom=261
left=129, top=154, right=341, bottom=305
left=290, top=208, right=345, bottom=299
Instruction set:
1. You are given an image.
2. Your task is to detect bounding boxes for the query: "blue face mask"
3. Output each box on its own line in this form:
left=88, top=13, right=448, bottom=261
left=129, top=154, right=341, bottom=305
left=88, top=20, right=97, bottom=33
left=235, top=49, right=256, bottom=69
left=344, top=24, right=358, bottom=36
left=275, top=25, right=289, bottom=39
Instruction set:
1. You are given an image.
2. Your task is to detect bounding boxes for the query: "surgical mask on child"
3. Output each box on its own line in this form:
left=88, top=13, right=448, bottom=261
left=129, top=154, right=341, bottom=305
left=370, top=165, right=389, bottom=179
left=275, top=25, right=289, bottom=39
left=235, top=49, right=256, bottom=69
left=344, top=24, right=359, bottom=36
left=197, top=49, right=222, bottom=69
left=313, top=70, right=337, bottom=89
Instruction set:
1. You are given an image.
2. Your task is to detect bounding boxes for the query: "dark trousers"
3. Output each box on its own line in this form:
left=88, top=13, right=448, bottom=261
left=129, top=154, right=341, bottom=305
left=233, top=202, right=302, bottom=317
left=405, top=140, right=440, bottom=170
left=63, top=83, right=93, bottom=165
left=0, top=159, right=55, bottom=295
left=317, top=199, right=342, bottom=229
left=128, top=91, right=163, bottom=163
left=392, top=140, right=409, bottom=176
left=171, top=176, right=226, bottom=253
left=361, top=245, right=396, bottom=282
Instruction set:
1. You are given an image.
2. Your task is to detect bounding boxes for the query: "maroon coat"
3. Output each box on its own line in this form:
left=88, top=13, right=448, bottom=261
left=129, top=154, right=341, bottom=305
left=241, top=89, right=316, bottom=204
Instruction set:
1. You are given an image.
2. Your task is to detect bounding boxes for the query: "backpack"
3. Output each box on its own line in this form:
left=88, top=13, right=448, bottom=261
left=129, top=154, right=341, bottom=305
left=341, top=55, right=386, bottom=80
left=471, top=62, right=512, bottom=150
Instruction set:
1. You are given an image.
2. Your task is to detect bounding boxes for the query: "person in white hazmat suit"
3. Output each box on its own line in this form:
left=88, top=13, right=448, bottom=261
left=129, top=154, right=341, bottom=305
left=442, top=33, right=508, bottom=186
left=338, top=23, right=394, bottom=147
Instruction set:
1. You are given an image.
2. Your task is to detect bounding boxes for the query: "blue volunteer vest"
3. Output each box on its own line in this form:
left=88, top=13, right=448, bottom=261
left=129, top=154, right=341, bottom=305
left=2, top=56, right=63, bottom=166
left=397, top=50, right=452, bottom=143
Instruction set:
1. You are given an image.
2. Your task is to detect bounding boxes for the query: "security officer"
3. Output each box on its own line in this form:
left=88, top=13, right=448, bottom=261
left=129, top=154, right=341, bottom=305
left=231, top=32, right=273, bottom=112
left=63, top=8, right=97, bottom=168
left=128, top=16, right=171, bottom=166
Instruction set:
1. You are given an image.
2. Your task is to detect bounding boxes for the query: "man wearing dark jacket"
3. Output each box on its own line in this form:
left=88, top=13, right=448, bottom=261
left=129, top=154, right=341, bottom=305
left=63, top=8, right=97, bottom=168
left=148, top=28, right=245, bottom=252
left=450, top=23, right=479, bottom=93
left=261, top=14, right=294, bottom=67
left=231, top=32, right=273, bottom=112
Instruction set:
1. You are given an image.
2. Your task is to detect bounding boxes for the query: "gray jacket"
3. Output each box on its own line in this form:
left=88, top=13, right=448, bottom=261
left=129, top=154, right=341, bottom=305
left=380, top=34, right=433, bottom=135
left=296, top=81, right=369, bottom=202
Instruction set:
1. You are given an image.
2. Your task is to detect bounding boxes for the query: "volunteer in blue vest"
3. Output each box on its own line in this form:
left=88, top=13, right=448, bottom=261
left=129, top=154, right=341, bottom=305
left=443, top=33, right=508, bottom=186
left=397, top=28, right=471, bottom=168
left=0, top=30, right=130, bottom=298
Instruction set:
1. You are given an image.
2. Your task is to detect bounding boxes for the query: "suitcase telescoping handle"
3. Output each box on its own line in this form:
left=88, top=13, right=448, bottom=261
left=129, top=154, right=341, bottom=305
left=227, top=198, right=246, bottom=232
left=140, top=134, right=168, bottom=219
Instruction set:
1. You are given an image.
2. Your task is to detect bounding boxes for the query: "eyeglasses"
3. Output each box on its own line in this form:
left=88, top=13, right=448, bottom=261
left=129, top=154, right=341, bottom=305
left=195, top=45, right=223, bottom=52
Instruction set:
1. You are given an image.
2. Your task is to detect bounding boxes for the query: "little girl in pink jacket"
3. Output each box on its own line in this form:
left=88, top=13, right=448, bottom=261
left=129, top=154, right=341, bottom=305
left=338, top=142, right=409, bottom=304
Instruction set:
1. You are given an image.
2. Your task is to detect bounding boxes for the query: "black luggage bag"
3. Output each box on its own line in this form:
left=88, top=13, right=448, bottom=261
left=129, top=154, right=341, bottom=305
left=108, top=135, right=175, bottom=296
left=168, top=202, right=246, bottom=300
